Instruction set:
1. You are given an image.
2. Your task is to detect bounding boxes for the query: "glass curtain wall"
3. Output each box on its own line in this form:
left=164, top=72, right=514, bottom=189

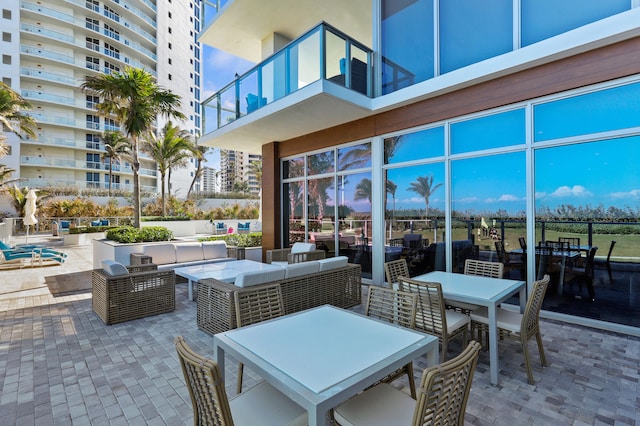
left=282, top=143, right=373, bottom=277
left=380, top=0, right=632, bottom=95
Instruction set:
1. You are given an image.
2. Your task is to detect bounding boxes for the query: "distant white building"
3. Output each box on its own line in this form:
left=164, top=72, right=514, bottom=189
left=220, top=149, right=261, bottom=195
left=201, top=166, right=217, bottom=192
left=0, top=0, right=201, bottom=195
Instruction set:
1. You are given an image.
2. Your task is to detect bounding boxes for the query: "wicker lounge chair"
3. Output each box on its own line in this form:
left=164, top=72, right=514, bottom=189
left=365, top=286, right=418, bottom=398
left=92, top=262, right=176, bottom=325
left=471, top=275, right=550, bottom=384
left=266, top=242, right=326, bottom=265
left=399, top=277, right=470, bottom=362
left=333, top=341, right=482, bottom=426
left=174, top=336, right=307, bottom=426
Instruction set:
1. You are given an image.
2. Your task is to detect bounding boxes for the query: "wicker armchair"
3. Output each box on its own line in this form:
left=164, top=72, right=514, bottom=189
left=174, top=336, right=307, bottom=426
left=365, top=286, right=418, bottom=398
left=234, top=283, right=285, bottom=394
left=399, top=277, right=470, bottom=362
left=266, top=244, right=326, bottom=264
left=384, top=258, right=410, bottom=288
left=471, top=275, right=550, bottom=384
left=333, top=341, right=482, bottom=426
left=92, top=263, right=175, bottom=325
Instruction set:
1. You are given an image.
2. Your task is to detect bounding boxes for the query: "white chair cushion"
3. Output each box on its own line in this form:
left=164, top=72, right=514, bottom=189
left=445, top=310, right=471, bottom=334
left=202, top=240, right=228, bottom=259
left=334, top=383, right=415, bottom=426
left=290, top=242, right=316, bottom=254
left=317, top=256, right=349, bottom=272
left=229, top=380, right=307, bottom=426
left=142, top=243, right=176, bottom=265
left=470, top=307, right=522, bottom=334
left=270, top=261, right=289, bottom=267
left=102, top=260, right=129, bottom=276
left=284, top=261, right=320, bottom=279
left=235, top=268, right=286, bottom=288
left=174, top=242, right=204, bottom=263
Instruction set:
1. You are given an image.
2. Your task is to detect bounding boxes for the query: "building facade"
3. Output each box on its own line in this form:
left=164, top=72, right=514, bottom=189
left=219, top=149, right=261, bottom=195
left=0, top=0, right=202, bottom=195
left=200, top=1, right=640, bottom=333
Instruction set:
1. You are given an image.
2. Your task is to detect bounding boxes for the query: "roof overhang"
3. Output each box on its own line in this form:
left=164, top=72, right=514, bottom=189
left=200, top=0, right=371, bottom=62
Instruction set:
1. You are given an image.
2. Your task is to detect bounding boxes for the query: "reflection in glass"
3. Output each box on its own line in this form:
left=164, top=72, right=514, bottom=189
left=439, top=0, right=512, bottom=74
left=283, top=181, right=305, bottom=246
left=384, top=127, right=444, bottom=164
left=337, top=172, right=373, bottom=277
left=452, top=152, right=526, bottom=274
left=325, top=31, right=346, bottom=82
left=261, top=51, right=286, bottom=104
left=534, top=82, right=640, bottom=142
left=307, top=176, right=335, bottom=250
left=338, top=143, right=371, bottom=171
left=450, top=109, right=525, bottom=154
left=521, top=0, right=629, bottom=47
left=535, top=137, right=640, bottom=327
left=385, top=163, right=445, bottom=275
left=283, top=157, right=304, bottom=179
left=307, top=150, right=335, bottom=175
left=381, top=0, right=433, bottom=94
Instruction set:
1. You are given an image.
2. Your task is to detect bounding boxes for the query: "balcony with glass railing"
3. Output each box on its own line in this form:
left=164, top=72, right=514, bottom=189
left=20, top=67, right=76, bottom=86
left=202, top=22, right=372, bottom=131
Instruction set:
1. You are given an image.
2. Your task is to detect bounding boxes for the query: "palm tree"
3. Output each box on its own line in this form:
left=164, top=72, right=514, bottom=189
left=142, top=121, right=193, bottom=216
left=386, top=179, right=397, bottom=237
left=100, top=131, right=129, bottom=197
left=0, top=82, right=37, bottom=152
left=187, top=144, right=209, bottom=198
left=408, top=174, right=442, bottom=220
left=354, top=177, right=372, bottom=204
left=81, top=68, right=185, bottom=227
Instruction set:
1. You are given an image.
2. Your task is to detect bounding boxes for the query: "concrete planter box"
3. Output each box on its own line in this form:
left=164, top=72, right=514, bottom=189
left=64, top=232, right=106, bottom=246
left=142, top=221, right=196, bottom=237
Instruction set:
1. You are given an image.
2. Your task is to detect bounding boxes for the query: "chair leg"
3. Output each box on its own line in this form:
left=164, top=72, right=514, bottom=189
left=535, top=331, right=547, bottom=367
left=406, top=362, right=417, bottom=399
left=236, top=362, right=244, bottom=394
left=586, top=276, right=595, bottom=301
left=521, top=336, right=535, bottom=385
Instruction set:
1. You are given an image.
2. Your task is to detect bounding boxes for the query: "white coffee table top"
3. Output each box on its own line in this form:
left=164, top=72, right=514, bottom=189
left=174, top=259, right=283, bottom=283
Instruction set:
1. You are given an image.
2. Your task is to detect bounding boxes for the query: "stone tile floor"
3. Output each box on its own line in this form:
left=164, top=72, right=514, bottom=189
left=0, top=236, right=639, bottom=425
left=1, top=285, right=639, bottom=425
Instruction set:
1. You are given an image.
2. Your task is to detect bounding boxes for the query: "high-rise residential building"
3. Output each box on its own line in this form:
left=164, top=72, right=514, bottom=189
left=199, top=1, right=640, bottom=334
left=201, top=165, right=216, bottom=192
left=219, top=149, right=261, bottom=195
left=0, top=0, right=201, bottom=195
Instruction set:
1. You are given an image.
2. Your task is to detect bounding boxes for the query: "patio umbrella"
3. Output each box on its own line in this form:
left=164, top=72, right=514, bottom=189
left=24, top=189, right=38, bottom=244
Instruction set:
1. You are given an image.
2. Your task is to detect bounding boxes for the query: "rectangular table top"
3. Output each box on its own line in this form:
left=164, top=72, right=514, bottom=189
left=412, top=270, right=525, bottom=306
left=174, top=259, right=283, bottom=283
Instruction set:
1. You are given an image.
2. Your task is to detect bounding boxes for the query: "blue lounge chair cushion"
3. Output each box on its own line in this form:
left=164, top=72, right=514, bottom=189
left=100, top=219, right=110, bottom=226
left=91, top=220, right=101, bottom=227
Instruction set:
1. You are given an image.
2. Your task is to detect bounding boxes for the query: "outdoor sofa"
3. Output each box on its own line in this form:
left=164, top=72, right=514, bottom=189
left=196, top=257, right=362, bottom=335
left=129, top=241, right=235, bottom=270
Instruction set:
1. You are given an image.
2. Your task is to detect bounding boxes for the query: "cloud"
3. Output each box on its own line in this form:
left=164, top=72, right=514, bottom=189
left=203, top=47, right=255, bottom=94
left=456, top=197, right=479, bottom=204
left=485, top=194, right=521, bottom=203
left=550, top=185, right=592, bottom=198
left=610, top=189, right=640, bottom=199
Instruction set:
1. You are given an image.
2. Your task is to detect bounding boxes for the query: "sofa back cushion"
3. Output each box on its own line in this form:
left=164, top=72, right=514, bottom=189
left=235, top=268, right=286, bottom=288
left=202, top=241, right=228, bottom=259
left=291, top=242, right=316, bottom=254
left=102, top=260, right=129, bottom=276
left=317, top=256, right=349, bottom=272
left=143, top=243, right=176, bottom=265
left=175, top=242, right=205, bottom=263
left=285, top=261, right=320, bottom=279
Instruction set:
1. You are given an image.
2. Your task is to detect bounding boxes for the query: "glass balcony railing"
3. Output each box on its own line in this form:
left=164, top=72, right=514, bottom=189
left=203, top=22, right=372, bottom=131
left=20, top=67, right=76, bottom=85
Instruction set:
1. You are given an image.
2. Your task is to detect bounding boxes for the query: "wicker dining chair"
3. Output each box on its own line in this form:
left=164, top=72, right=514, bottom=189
left=398, top=277, right=470, bottom=362
left=445, top=259, right=504, bottom=315
left=384, top=258, right=410, bottom=288
left=234, top=283, right=285, bottom=394
left=333, top=341, right=482, bottom=426
left=365, top=286, right=419, bottom=398
left=470, top=275, right=550, bottom=384
left=174, top=336, right=307, bottom=426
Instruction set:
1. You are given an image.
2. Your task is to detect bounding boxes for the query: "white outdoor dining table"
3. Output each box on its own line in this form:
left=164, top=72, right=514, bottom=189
left=213, top=305, right=439, bottom=426
left=412, top=270, right=526, bottom=385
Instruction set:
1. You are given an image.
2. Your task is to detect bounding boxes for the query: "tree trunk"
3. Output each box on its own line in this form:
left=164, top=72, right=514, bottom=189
left=132, top=138, right=141, bottom=228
